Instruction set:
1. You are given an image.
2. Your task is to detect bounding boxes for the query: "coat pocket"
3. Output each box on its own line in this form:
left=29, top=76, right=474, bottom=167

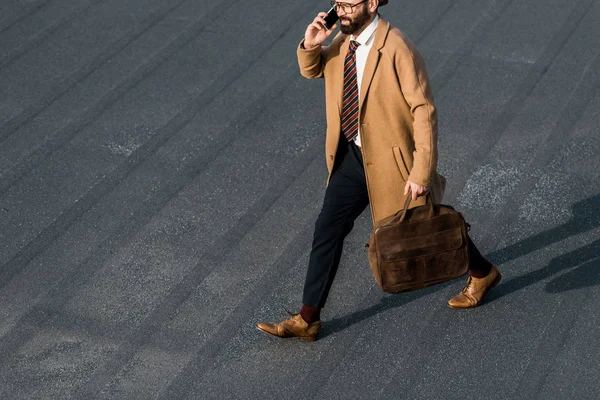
left=392, top=147, right=410, bottom=182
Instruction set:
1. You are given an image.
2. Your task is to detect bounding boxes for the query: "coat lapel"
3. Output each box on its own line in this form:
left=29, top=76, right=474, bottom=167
left=359, top=18, right=389, bottom=112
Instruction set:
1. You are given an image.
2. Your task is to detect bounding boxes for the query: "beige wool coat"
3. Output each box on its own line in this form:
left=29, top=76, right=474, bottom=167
left=297, top=16, right=445, bottom=224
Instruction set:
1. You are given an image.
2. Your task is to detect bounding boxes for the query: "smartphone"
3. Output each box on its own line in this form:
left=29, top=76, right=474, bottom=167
left=323, top=6, right=339, bottom=30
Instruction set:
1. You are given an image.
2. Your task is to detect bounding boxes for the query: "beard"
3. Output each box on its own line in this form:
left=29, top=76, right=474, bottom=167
left=339, top=6, right=371, bottom=35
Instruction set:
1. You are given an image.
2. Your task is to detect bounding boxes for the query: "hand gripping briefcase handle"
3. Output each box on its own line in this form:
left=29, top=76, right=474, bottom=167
left=367, top=190, right=470, bottom=293
left=397, top=190, right=436, bottom=222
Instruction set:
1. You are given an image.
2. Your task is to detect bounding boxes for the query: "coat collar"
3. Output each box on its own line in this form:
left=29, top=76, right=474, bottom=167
left=369, top=15, right=390, bottom=51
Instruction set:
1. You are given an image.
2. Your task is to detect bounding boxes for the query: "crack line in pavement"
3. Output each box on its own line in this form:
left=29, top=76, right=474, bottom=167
left=0, top=0, right=106, bottom=71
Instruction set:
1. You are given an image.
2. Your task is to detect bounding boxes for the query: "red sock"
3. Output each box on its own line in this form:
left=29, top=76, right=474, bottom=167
left=300, top=304, right=321, bottom=323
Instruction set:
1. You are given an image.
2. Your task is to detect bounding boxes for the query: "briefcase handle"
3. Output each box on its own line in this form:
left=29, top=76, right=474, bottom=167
left=398, top=190, right=436, bottom=223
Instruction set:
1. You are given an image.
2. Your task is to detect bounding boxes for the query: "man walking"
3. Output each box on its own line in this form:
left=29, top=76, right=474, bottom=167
left=257, top=0, right=501, bottom=341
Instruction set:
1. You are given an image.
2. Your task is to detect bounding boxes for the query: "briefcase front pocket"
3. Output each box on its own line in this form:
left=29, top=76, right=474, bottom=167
left=380, top=257, right=425, bottom=285
left=377, top=246, right=468, bottom=291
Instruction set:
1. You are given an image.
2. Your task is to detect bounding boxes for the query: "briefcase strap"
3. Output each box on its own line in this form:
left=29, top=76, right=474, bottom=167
left=399, top=190, right=436, bottom=223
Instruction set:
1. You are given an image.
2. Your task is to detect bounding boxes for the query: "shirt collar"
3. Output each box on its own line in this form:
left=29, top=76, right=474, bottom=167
left=351, top=14, right=379, bottom=46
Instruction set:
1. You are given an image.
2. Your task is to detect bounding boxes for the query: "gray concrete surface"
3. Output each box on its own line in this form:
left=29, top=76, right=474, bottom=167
left=1, top=0, right=599, bottom=399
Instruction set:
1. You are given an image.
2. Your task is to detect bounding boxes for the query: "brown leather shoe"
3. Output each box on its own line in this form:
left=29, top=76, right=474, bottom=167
left=256, top=313, right=320, bottom=341
left=448, top=265, right=501, bottom=308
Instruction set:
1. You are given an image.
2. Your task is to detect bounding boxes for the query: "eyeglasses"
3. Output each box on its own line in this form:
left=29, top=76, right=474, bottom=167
left=330, top=0, right=368, bottom=14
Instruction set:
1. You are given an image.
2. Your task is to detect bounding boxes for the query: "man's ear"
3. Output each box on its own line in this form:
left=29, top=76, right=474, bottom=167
left=369, top=0, right=379, bottom=12
left=369, top=0, right=379, bottom=13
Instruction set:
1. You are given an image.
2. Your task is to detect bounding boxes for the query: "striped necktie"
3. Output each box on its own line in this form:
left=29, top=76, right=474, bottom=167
left=341, top=40, right=360, bottom=142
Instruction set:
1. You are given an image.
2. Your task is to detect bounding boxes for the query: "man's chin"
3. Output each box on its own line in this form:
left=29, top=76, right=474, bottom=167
left=339, top=19, right=363, bottom=35
left=340, top=25, right=356, bottom=34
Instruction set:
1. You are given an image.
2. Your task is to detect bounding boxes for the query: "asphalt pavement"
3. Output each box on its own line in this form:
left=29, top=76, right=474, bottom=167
left=0, top=0, right=599, bottom=399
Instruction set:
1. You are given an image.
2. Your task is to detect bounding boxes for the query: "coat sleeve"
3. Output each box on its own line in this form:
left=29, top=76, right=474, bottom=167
left=394, top=36, right=438, bottom=187
left=297, top=39, right=325, bottom=79
left=297, top=33, right=346, bottom=79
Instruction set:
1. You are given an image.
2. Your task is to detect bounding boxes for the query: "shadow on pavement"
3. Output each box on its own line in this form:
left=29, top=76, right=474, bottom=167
left=486, top=193, right=600, bottom=301
left=545, top=240, right=600, bottom=293
left=319, top=280, right=453, bottom=339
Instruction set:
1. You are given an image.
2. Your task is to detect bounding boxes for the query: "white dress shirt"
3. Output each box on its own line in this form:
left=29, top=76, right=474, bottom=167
left=349, top=14, right=378, bottom=147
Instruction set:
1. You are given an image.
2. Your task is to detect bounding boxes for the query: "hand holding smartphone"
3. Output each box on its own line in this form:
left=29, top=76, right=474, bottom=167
left=303, top=7, right=339, bottom=49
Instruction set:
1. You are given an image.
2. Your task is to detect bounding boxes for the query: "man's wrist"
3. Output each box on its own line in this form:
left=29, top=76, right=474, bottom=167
left=301, top=39, right=318, bottom=50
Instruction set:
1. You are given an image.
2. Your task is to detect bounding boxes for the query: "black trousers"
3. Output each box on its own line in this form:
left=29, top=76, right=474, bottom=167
left=302, top=141, right=492, bottom=308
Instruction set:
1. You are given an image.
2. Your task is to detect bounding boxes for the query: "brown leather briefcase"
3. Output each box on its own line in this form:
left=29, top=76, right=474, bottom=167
left=367, top=193, right=469, bottom=294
